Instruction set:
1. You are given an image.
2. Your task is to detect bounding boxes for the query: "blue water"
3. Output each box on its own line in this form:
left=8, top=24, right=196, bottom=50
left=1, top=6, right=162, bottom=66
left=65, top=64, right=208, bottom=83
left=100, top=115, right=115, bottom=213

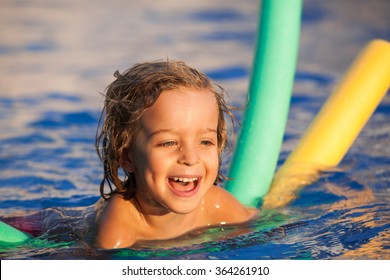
left=0, top=0, right=389, bottom=259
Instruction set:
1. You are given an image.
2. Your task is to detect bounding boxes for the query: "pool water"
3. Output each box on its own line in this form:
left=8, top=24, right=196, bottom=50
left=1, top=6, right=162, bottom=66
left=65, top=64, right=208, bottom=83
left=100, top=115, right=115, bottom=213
left=0, top=0, right=389, bottom=259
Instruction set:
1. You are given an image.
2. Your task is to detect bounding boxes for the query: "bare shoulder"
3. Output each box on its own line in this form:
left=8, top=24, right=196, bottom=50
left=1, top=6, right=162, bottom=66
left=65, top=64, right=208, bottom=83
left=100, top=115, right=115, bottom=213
left=95, top=194, right=136, bottom=249
left=203, top=186, right=259, bottom=225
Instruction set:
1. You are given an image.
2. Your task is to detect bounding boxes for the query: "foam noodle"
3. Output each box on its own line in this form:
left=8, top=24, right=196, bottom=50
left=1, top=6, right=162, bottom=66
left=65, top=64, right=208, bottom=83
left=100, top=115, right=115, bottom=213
left=225, top=0, right=302, bottom=207
left=263, top=39, right=390, bottom=209
left=0, top=221, right=31, bottom=244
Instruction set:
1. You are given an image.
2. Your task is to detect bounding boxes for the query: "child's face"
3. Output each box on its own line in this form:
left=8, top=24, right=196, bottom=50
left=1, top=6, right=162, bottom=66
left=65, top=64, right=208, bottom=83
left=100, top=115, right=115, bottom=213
left=123, top=87, right=220, bottom=215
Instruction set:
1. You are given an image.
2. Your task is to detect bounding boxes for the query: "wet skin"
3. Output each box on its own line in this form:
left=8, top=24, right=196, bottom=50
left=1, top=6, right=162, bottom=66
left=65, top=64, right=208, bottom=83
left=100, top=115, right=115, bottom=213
left=95, top=87, right=258, bottom=249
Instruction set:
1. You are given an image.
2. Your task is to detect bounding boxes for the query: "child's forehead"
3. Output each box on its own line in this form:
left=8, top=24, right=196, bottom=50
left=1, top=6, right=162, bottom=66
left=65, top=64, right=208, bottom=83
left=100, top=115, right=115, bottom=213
left=155, top=87, right=218, bottom=105
left=140, top=87, right=219, bottom=129
left=161, top=86, right=214, bottom=96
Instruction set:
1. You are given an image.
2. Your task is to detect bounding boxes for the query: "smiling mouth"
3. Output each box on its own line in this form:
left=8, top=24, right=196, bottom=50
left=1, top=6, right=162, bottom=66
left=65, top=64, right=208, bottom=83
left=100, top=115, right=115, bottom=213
left=168, top=176, right=200, bottom=197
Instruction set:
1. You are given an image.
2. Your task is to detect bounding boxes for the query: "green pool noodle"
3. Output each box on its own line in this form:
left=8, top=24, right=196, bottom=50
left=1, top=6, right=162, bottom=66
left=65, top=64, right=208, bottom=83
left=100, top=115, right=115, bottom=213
left=0, top=0, right=302, bottom=245
left=225, top=0, right=302, bottom=207
left=0, top=220, right=31, bottom=244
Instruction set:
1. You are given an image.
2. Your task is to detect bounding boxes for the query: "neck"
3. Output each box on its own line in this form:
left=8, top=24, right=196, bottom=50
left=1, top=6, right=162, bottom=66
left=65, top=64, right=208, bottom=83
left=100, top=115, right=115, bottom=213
left=132, top=195, right=199, bottom=238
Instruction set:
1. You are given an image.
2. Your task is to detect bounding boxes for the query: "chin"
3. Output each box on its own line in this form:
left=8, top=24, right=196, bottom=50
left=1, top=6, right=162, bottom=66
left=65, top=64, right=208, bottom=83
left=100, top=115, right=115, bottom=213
left=165, top=201, right=200, bottom=215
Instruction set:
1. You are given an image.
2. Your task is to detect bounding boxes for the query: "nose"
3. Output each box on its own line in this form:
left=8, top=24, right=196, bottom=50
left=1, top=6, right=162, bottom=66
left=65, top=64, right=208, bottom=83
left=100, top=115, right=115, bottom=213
left=178, top=144, right=200, bottom=166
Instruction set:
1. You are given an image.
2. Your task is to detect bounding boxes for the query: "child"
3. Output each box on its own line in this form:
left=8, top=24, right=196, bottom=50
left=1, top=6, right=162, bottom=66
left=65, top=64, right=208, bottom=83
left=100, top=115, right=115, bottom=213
left=94, top=60, right=258, bottom=249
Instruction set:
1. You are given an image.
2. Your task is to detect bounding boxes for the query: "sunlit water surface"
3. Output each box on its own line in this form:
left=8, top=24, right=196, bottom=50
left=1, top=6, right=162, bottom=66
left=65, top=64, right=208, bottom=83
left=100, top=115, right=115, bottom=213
left=0, top=0, right=389, bottom=259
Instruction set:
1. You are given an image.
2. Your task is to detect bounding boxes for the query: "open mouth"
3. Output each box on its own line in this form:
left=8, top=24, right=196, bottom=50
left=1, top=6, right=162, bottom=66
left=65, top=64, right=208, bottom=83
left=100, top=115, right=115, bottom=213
left=168, top=176, right=200, bottom=197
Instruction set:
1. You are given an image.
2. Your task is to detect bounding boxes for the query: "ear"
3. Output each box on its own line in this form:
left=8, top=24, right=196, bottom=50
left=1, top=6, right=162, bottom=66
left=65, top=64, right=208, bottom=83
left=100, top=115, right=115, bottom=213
left=120, top=148, right=135, bottom=173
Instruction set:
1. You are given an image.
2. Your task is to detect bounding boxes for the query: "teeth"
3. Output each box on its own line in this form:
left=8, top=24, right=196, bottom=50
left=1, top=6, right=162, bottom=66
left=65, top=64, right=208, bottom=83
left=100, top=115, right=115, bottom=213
left=171, top=177, right=198, bottom=183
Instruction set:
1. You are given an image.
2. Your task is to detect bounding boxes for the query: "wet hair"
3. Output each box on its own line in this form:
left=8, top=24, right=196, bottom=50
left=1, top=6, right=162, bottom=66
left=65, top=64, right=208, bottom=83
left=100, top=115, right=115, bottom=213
left=95, top=59, right=238, bottom=200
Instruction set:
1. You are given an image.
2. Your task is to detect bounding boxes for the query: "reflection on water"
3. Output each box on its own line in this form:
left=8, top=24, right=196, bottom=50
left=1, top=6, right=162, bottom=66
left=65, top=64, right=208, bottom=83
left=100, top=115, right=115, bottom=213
left=0, top=170, right=389, bottom=259
left=0, top=0, right=389, bottom=259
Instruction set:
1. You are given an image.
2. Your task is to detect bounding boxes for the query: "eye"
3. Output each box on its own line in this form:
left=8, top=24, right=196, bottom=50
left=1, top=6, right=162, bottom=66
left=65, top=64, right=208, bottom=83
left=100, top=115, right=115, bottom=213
left=200, top=140, right=215, bottom=146
left=158, top=141, right=177, bottom=147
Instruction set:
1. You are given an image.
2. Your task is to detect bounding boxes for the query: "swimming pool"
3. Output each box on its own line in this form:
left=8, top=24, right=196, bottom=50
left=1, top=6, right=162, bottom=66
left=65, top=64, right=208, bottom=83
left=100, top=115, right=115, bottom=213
left=0, top=0, right=389, bottom=259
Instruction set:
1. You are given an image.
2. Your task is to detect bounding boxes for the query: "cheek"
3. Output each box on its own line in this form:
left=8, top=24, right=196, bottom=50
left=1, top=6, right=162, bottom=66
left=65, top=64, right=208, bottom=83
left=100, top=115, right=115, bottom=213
left=214, top=151, right=222, bottom=176
left=214, top=156, right=220, bottom=174
left=205, top=149, right=220, bottom=173
left=132, top=149, right=150, bottom=173
left=129, top=140, right=150, bottom=174
left=133, top=148, right=167, bottom=178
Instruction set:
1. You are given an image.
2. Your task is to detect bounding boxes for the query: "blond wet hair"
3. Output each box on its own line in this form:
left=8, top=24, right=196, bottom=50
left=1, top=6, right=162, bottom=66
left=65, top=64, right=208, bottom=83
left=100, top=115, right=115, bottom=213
left=96, top=60, right=237, bottom=200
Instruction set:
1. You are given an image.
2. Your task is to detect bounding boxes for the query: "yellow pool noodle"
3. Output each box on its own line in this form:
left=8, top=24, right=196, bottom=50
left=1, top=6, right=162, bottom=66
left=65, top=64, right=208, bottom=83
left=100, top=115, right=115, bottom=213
left=285, top=39, right=390, bottom=167
left=263, top=39, right=390, bottom=209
